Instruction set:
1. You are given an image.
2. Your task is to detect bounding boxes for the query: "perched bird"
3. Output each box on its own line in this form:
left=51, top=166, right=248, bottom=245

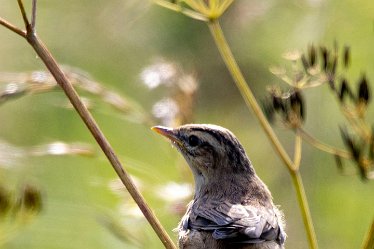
left=152, top=124, right=286, bottom=249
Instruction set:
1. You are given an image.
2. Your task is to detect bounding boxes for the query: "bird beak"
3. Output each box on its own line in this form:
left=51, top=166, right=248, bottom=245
left=151, top=126, right=183, bottom=147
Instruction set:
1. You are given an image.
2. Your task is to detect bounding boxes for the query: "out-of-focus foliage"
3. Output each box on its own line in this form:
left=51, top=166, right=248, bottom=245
left=0, top=1, right=373, bottom=249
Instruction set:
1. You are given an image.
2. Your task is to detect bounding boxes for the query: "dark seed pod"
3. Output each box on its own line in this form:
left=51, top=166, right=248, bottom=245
left=262, top=99, right=275, bottom=123
left=343, top=45, right=350, bottom=68
left=308, top=44, right=317, bottom=67
left=330, top=55, right=337, bottom=76
left=334, top=154, right=344, bottom=173
left=20, top=185, right=42, bottom=213
left=320, top=46, right=329, bottom=71
left=290, top=90, right=305, bottom=121
left=339, top=79, right=349, bottom=102
left=340, top=127, right=361, bottom=162
left=272, top=95, right=285, bottom=113
left=339, top=79, right=355, bottom=103
left=358, top=74, right=370, bottom=104
left=0, top=186, right=11, bottom=215
left=301, top=54, right=309, bottom=71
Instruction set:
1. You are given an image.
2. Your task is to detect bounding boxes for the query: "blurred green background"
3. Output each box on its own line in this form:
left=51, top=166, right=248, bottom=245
left=0, top=0, right=373, bottom=248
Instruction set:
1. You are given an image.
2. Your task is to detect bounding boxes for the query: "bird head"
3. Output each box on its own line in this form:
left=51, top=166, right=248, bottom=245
left=152, top=124, right=255, bottom=191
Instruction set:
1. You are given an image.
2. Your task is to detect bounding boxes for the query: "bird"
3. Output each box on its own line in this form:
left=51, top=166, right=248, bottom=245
left=152, top=124, right=286, bottom=249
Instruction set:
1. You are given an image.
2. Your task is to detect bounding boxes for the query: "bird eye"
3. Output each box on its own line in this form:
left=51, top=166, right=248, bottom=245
left=188, top=135, right=200, bottom=147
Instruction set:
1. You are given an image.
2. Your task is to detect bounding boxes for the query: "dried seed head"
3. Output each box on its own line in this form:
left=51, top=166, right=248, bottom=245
left=358, top=74, right=370, bottom=104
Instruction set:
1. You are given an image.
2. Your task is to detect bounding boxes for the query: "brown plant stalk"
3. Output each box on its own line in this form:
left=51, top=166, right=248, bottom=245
left=0, top=1, right=177, bottom=248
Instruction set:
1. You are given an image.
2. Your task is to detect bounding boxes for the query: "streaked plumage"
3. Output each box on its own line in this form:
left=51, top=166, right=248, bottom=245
left=152, top=124, right=286, bottom=249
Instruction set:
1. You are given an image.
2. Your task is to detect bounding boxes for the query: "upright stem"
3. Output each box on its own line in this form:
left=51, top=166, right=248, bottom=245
left=207, top=20, right=294, bottom=170
left=24, top=33, right=177, bottom=249
left=293, top=130, right=302, bottom=170
left=208, top=19, right=319, bottom=249
left=290, top=170, right=319, bottom=249
left=361, top=219, right=374, bottom=249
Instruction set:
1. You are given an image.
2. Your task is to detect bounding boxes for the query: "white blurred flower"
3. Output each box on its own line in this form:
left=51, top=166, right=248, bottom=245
left=31, top=71, right=51, bottom=83
left=152, top=98, right=179, bottom=126
left=140, top=61, right=177, bottom=89
left=30, top=142, right=94, bottom=156
left=155, top=182, right=192, bottom=202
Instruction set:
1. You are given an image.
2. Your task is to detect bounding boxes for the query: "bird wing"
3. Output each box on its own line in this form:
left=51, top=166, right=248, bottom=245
left=189, top=200, right=284, bottom=244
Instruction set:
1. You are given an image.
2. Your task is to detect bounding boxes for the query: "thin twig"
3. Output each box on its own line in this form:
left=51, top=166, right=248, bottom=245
left=298, top=128, right=351, bottom=159
left=0, top=1, right=177, bottom=248
left=17, top=0, right=30, bottom=27
left=31, top=0, right=37, bottom=29
left=0, top=17, right=26, bottom=37
left=153, top=0, right=208, bottom=21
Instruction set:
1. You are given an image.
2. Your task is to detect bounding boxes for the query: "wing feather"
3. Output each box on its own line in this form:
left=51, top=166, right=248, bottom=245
left=188, top=200, right=284, bottom=244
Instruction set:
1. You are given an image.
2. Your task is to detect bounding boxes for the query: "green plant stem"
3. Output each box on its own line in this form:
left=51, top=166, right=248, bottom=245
left=298, top=128, right=351, bottom=159
left=207, top=20, right=294, bottom=170
left=0, top=2, right=177, bottom=248
left=291, top=132, right=318, bottom=248
left=293, top=130, right=302, bottom=170
left=290, top=170, right=318, bottom=249
left=362, top=219, right=374, bottom=249
left=208, top=19, right=319, bottom=249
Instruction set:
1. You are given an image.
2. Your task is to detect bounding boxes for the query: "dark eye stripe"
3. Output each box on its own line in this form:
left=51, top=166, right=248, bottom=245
left=190, top=127, right=223, bottom=143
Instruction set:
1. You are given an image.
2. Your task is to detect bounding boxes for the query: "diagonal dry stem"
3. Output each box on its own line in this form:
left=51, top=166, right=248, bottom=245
left=0, top=17, right=26, bottom=37
left=0, top=2, right=177, bottom=249
left=17, top=0, right=30, bottom=28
